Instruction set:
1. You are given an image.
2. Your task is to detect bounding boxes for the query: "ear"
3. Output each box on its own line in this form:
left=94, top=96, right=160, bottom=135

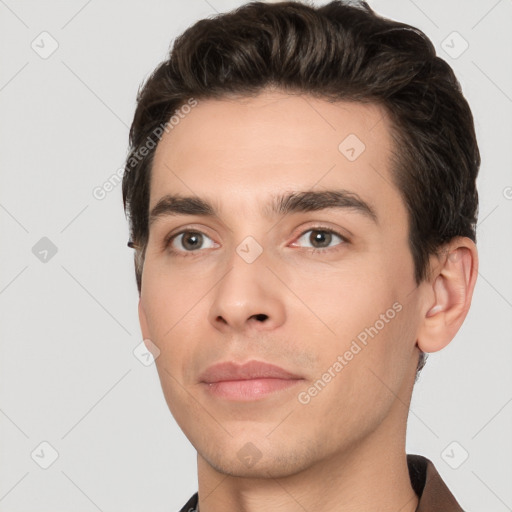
left=417, top=237, right=478, bottom=353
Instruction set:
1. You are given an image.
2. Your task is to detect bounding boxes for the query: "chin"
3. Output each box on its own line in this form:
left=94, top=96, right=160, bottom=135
left=198, top=438, right=320, bottom=479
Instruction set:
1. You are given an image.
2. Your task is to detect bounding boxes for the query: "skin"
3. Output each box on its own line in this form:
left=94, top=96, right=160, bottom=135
left=138, top=89, right=478, bottom=512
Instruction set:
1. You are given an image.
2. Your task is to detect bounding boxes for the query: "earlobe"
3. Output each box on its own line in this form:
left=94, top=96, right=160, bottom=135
left=417, top=237, right=478, bottom=353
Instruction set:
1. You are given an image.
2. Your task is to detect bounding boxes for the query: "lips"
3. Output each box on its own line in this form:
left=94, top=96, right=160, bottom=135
left=199, top=360, right=304, bottom=401
left=199, top=360, right=302, bottom=383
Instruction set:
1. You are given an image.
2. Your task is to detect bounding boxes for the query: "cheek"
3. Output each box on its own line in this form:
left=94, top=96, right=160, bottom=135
left=140, top=262, right=204, bottom=367
left=141, top=270, right=205, bottom=422
left=296, top=309, right=414, bottom=439
left=285, top=260, right=399, bottom=345
left=287, top=259, right=412, bottom=387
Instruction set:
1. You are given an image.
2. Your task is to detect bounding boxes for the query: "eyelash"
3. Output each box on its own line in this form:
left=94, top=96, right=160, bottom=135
left=163, top=226, right=349, bottom=258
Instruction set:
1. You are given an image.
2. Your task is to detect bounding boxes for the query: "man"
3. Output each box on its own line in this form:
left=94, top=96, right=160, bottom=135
left=122, top=1, right=479, bottom=511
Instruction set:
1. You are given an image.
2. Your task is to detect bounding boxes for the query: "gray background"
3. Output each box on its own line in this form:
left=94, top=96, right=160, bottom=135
left=0, top=0, right=511, bottom=511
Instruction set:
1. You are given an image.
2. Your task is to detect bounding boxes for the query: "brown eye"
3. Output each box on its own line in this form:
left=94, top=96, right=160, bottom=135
left=167, top=230, right=217, bottom=255
left=309, top=230, right=333, bottom=248
left=181, top=232, right=203, bottom=251
left=294, top=228, right=348, bottom=252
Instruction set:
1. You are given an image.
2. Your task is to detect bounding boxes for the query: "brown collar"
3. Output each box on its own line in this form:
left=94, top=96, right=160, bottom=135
left=408, top=454, right=464, bottom=511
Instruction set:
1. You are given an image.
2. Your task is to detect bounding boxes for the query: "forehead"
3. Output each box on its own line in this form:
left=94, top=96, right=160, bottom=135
left=150, top=91, right=402, bottom=221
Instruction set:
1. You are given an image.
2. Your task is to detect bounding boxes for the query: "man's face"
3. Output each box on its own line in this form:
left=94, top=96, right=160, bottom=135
left=139, top=90, right=426, bottom=477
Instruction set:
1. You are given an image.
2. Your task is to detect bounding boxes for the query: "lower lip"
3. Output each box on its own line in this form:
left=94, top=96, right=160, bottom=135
left=203, top=378, right=302, bottom=401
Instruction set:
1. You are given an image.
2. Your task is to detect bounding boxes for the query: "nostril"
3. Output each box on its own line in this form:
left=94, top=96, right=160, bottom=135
left=252, top=314, right=268, bottom=322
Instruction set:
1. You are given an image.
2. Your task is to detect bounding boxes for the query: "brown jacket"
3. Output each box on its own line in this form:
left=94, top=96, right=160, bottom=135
left=178, top=454, right=464, bottom=512
left=408, top=454, right=464, bottom=511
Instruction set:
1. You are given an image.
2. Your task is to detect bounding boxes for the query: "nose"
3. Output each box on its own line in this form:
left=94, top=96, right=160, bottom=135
left=208, top=249, right=286, bottom=334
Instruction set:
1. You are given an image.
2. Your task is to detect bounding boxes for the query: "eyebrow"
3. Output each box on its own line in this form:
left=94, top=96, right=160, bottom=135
left=148, top=189, right=378, bottom=227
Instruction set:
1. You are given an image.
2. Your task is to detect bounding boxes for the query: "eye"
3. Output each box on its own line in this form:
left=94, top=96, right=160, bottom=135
left=166, top=230, right=217, bottom=255
left=292, top=227, right=348, bottom=252
left=164, top=226, right=348, bottom=257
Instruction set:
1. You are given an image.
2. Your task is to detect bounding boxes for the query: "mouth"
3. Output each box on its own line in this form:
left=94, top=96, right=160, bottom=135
left=199, top=360, right=304, bottom=401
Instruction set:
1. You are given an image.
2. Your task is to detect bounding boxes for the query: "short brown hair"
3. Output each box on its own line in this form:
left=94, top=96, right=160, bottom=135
left=122, top=0, right=480, bottom=375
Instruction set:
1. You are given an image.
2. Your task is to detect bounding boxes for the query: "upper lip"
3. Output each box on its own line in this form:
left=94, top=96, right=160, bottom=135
left=199, top=360, right=302, bottom=383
